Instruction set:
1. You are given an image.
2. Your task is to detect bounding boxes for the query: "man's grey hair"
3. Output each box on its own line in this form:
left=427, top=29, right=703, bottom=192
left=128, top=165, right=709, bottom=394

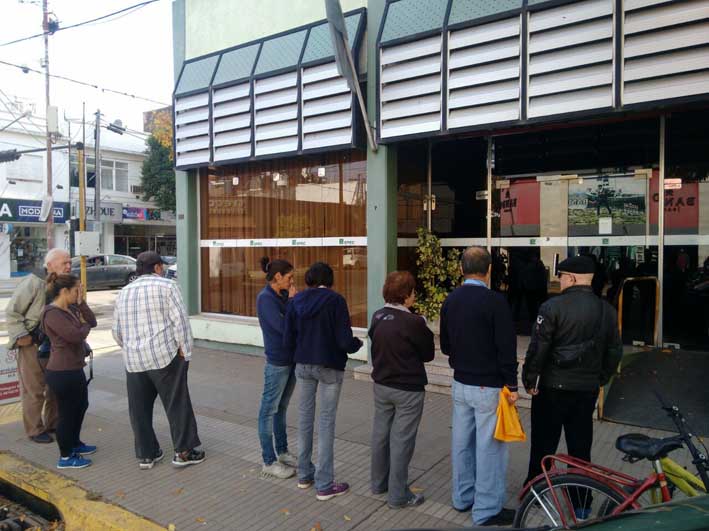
left=461, top=246, right=492, bottom=276
left=44, top=248, right=69, bottom=268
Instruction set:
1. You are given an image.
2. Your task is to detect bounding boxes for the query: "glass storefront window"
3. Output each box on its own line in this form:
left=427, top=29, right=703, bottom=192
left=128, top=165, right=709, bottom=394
left=663, top=110, right=709, bottom=350
left=490, top=119, right=661, bottom=336
left=199, top=150, right=367, bottom=327
left=9, top=226, right=47, bottom=275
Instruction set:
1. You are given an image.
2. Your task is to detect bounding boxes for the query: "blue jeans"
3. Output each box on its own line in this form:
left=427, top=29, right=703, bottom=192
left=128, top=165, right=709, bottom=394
left=257, top=362, right=296, bottom=465
left=451, top=381, right=508, bottom=525
left=295, top=363, right=343, bottom=492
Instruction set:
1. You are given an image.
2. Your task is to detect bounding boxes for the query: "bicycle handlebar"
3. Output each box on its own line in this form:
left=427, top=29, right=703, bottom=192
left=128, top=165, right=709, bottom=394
left=652, top=388, right=709, bottom=492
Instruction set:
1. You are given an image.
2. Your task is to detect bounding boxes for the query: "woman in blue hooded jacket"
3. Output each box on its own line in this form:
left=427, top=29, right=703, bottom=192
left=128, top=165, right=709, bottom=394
left=284, top=262, right=362, bottom=501
left=256, top=256, right=298, bottom=479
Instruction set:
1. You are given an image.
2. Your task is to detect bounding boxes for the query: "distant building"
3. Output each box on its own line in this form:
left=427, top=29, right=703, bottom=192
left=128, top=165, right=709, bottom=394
left=0, top=100, right=176, bottom=279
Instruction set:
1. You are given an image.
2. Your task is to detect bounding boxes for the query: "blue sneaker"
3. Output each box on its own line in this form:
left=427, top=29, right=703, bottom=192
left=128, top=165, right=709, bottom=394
left=72, top=443, right=97, bottom=455
left=57, top=454, right=92, bottom=469
left=574, top=507, right=592, bottom=520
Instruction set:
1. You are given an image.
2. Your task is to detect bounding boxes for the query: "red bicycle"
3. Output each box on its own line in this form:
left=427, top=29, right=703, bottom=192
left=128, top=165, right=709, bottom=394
left=513, top=396, right=709, bottom=528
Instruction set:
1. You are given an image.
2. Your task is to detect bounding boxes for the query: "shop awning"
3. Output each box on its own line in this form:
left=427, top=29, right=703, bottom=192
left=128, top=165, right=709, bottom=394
left=173, top=8, right=366, bottom=170
left=376, top=0, right=709, bottom=142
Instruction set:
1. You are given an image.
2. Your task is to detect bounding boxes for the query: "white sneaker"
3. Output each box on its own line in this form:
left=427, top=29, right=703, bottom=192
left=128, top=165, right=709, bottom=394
left=278, top=451, right=297, bottom=468
left=261, top=461, right=295, bottom=479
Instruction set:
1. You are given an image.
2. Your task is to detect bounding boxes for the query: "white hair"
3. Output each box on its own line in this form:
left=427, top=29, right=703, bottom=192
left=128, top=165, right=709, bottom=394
left=44, top=248, right=69, bottom=268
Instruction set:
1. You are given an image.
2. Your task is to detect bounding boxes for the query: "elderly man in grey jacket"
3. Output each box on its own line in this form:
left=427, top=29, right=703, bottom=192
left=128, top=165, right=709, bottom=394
left=6, top=248, right=71, bottom=443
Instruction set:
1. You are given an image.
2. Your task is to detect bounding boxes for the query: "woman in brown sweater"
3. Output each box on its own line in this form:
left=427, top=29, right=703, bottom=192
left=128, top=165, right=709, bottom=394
left=40, top=273, right=97, bottom=469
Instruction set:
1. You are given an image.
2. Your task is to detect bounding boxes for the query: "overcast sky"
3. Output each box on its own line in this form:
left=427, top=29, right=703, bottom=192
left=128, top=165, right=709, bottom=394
left=0, top=0, right=173, bottom=135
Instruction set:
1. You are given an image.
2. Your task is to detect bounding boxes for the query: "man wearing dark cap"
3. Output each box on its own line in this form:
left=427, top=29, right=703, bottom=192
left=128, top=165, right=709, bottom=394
left=112, top=251, right=205, bottom=470
left=522, top=256, right=622, bottom=493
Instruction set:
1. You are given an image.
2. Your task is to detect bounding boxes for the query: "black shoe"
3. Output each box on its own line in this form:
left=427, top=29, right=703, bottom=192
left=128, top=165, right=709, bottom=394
left=30, top=432, right=53, bottom=444
left=480, top=508, right=516, bottom=527
left=371, top=487, right=388, bottom=495
left=388, top=493, right=425, bottom=509
left=172, top=448, right=205, bottom=467
left=454, top=503, right=473, bottom=513
left=139, top=449, right=164, bottom=470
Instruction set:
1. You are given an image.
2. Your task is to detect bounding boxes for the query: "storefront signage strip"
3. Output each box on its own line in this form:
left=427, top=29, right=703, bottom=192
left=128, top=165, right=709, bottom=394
left=398, top=236, right=709, bottom=248
left=199, top=237, right=368, bottom=248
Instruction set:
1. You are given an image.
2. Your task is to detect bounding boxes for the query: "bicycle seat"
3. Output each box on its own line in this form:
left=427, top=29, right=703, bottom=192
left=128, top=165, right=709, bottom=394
left=616, top=433, right=683, bottom=460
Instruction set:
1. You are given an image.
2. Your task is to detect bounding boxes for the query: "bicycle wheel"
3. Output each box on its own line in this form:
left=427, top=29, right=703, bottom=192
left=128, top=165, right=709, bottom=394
left=514, top=474, right=627, bottom=528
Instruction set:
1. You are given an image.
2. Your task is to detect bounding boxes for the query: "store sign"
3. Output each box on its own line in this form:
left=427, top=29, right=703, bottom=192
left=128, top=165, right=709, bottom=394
left=650, top=174, right=698, bottom=230
left=0, top=198, right=69, bottom=223
left=500, top=179, right=541, bottom=236
left=71, top=201, right=122, bottom=222
left=122, top=207, right=163, bottom=221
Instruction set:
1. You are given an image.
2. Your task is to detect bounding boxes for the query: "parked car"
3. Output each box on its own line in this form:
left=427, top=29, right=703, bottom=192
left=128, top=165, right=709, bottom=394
left=162, top=256, right=177, bottom=265
left=70, top=254, right=137, bottom=289
left=166, top=263, right=177, bottom=280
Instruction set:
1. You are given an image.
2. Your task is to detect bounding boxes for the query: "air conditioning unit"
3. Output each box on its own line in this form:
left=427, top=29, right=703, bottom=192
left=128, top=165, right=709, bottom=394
left=130, top=185, right=144, bottom=194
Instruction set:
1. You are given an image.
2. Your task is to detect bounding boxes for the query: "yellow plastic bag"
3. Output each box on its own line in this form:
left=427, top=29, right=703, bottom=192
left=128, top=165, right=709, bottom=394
left=494, top=387, right=526, bottom=442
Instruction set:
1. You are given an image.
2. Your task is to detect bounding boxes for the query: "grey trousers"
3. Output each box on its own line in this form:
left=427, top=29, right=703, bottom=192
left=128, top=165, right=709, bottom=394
left=370, top=383, right=425, bottom=505
left=126, top=355, right=201, bottom=459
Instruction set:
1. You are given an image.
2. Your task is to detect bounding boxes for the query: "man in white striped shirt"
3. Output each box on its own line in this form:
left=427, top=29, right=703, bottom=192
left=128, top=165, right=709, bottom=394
left=113, top=251, right=205, bottom=470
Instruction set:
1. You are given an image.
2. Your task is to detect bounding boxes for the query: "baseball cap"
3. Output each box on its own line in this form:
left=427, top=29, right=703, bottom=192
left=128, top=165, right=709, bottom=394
left=136, top=251, right=164, bottom=275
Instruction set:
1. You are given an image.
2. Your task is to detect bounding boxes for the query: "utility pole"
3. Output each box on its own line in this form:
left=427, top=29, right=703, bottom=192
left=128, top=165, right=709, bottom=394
left=94, top=109, right=102, bottom=252
left=79, top=103, right=87, bottom=295
left=42, top=0, right=54, bottom=247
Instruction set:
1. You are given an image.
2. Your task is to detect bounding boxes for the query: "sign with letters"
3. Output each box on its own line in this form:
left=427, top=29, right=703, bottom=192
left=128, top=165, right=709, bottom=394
left=0, top=198, right=68, bottom=223
left=71, top=201, right=122, bottom=222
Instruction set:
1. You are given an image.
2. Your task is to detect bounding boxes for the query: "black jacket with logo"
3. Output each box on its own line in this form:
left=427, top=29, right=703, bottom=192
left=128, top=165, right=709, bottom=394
left=369, top=306, right=435, bottom=392
left=522, top=285, right=623, bottom=392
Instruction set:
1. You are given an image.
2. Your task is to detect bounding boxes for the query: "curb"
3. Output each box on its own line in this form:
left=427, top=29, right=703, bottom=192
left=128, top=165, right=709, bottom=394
left=0, top=452, right=167, bottom=531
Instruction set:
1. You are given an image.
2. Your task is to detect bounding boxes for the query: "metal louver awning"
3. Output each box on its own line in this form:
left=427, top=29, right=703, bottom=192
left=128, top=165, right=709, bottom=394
left=377, top=0, right=709, bottom=143
left=173, top=8, right=366, bottom=170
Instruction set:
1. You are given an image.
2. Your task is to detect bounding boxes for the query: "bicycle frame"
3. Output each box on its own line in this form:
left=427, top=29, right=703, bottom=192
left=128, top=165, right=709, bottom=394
left=661, top=457, right=708, bottom=497
left=525, top=454, right=672, bottom=528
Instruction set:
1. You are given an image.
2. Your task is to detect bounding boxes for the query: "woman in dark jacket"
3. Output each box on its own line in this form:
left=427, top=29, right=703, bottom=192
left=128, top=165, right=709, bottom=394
left=40, top=273, right=97, bottom=469
left=369, top=271, right=435, bottom=508
left=256, top=256, right=298, bottom=480
left=284, top=262, right=362, bottom=501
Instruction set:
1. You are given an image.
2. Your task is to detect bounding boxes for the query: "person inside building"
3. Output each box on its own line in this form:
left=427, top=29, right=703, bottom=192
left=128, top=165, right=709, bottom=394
left=522, top=256, right=622, bottom=518
left=112, top=251, right=204, bottom=470
left=441, top=246, right=519, bottom=527
left=284, top=261, right=363, bottom=501
left=40, top=273, right=97, bottom=469
left=256, top=256, right=298, bottom=480
left=369, top=271, right=435, bottom=509
left=5, top=248, right=71, bottom=444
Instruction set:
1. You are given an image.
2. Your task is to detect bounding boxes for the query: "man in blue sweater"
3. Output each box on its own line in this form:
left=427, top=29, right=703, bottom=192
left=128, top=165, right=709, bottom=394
left=441, top=247, right=519, bottom=527
left=256, top=257, right=298, bottom=479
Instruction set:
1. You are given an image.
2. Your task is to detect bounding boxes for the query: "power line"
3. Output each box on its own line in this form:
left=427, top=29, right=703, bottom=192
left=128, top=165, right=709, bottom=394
left=0, top=91, right=47, bottom=147
left=0, top=59, right=170, bottom=106
left=0, top=0, right=159, bottom=48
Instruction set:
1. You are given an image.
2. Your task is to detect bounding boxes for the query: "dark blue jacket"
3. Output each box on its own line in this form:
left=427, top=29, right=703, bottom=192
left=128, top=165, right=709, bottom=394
left=256, top=285, right=293, bottom=366
left=440, top=284, right=518, bottom=390
left=284, top=288, right=362, bottom=371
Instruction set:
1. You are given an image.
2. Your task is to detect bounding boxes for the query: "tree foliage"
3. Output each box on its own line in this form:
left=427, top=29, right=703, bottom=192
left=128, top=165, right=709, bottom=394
left=141, top=135, right=176, bottom=212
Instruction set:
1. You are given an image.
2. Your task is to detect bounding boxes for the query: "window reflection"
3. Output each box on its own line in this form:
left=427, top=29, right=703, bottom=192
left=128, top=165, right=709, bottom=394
left=199, top=150, right=367, bottom=327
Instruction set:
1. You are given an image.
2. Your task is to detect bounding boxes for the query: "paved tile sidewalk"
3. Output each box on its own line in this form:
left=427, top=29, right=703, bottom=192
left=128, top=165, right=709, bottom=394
left=0, top=347, right=690, bottom=530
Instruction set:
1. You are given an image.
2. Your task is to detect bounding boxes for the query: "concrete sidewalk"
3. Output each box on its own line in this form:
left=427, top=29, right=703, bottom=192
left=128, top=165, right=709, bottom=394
left=0, top=347, right=690, bottom=531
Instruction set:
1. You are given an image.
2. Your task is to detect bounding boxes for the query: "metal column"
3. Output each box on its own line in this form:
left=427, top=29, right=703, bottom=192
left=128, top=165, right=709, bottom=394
left=657, top=115, right=666, bottom=347
left=486, top=137, right=493, bottom=251
left=426, top=140, right=432, bottom=231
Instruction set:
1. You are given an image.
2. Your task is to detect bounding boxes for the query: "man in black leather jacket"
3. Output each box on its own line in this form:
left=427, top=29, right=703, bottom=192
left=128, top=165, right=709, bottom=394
left=522, top=256, right=622, bottom=487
